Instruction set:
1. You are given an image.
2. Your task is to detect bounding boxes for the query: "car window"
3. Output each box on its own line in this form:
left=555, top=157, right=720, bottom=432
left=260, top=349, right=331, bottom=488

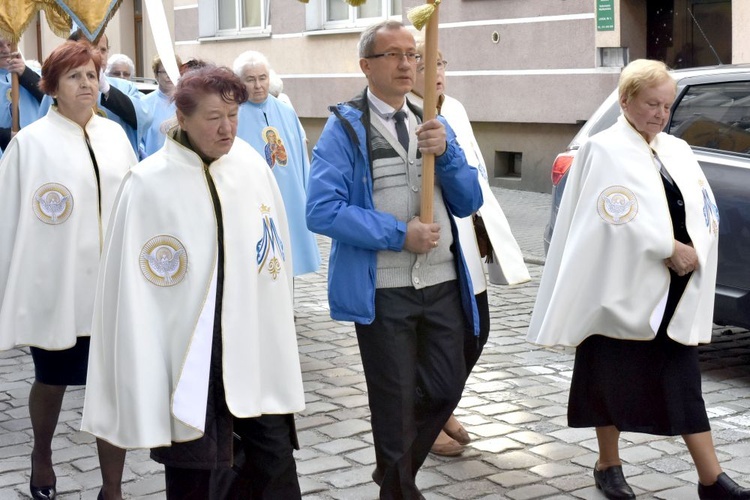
left=669, top=80, right=750, bottom=155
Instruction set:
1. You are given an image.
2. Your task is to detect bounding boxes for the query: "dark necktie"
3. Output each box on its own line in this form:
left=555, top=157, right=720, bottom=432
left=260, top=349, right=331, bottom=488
left=652, top=150, right=675, bottom=185
left=393, top=111, right=409, bottom=152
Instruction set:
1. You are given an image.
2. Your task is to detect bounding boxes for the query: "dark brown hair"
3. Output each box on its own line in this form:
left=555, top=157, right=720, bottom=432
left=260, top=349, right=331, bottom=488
left=39, top=41, right=100, bottom=96
left=173, top=65, right=248, bottom=116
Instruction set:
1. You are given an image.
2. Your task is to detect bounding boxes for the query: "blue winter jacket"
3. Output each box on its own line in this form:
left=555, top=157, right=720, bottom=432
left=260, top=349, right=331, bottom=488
left=306, top=90, right=483, bottom=334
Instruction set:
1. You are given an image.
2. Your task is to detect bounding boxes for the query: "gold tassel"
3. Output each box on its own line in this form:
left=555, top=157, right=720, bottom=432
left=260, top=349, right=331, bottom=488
left=344, top=0, right=368, bottom=5
left=407, top=0, right=440, bottom=31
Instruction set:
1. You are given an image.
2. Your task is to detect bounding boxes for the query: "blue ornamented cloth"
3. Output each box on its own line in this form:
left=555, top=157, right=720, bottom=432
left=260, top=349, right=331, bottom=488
left=237, top=96, right=321, bottom=276
left=139, top=89, right=175, bottom=159
left=0, top=68, right=41, bottom=130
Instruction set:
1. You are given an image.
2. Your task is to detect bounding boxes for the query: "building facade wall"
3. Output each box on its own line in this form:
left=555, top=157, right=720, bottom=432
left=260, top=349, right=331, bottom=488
left=19, top=0, right=750, bottom=192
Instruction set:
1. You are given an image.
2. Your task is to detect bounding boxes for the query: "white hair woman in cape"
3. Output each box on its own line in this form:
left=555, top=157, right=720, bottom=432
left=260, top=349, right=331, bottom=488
left=527, top=59, right=750, bottom=500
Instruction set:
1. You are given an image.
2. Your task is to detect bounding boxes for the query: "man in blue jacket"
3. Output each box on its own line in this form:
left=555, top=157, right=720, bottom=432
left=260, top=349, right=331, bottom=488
left=307, top=20, right=483, bottom=499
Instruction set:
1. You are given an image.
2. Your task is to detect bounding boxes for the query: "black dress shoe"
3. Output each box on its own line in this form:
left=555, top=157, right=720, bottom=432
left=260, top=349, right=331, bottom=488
left=30, top=460, right=56, bottom=500
left=593, top=462, right=635, bottom=499
left=30, top=483, right=56, bottom=500
left=698, top=472, right=750, bottom=499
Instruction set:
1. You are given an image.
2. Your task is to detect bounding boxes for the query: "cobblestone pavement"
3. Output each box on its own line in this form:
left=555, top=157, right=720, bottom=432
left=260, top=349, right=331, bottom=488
left=2, top=187, right=750, bottom=499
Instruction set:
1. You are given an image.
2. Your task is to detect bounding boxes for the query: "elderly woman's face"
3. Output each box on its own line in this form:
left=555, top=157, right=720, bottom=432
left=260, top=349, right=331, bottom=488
left=240, top=64, right=270, bottom=104
left=107, top=62, right=131, bottom=79
left=620, top=79, right=676, bottom=143
left=155, top=63, right=174, bottom=95
left=413, top=54, right=445, bottom=98
left=55, top=60, right=99, bottom=118
left=177, top=92, right=239, bottom=161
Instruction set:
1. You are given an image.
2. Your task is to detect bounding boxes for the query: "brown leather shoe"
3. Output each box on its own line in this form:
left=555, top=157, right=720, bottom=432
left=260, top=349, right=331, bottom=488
left=444, top=414, right=471, bottom=445
left=430, top=430, right=465, bottom=457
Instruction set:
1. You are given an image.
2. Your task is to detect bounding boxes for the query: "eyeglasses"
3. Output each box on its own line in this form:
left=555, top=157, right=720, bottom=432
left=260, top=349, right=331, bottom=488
left=417, top=60, right=448, bottom=73
left=155, top=70, right=167, bottom=76
left=365, top=52, right=419, bottom=63
left=109, top=70, right=131, bottom=78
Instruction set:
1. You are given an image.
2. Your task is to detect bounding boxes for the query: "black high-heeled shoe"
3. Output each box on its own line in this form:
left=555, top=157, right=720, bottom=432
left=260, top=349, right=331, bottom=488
left=29, top=460, right=56, bottom=500
left=698, top=473, right=750, bottom=499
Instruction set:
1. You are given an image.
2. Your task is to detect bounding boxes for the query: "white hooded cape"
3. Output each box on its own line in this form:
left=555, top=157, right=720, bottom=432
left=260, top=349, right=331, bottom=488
left=81, top=135, right=305, bottom=449
left=527, top=116, right=719, bottom=347
left=0, top=107, right=135, bottom=350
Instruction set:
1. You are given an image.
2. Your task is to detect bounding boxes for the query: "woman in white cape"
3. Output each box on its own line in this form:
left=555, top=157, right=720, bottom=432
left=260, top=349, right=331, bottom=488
left=527, top=59, right=749, bottom=500
left=0, top=41, right=136, bottom=500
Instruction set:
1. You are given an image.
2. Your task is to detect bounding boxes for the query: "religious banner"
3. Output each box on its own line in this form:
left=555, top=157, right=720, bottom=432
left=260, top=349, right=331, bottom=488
left=0, top=1, right=123, bottom=132
left=53, top=0, right=123, bottom=42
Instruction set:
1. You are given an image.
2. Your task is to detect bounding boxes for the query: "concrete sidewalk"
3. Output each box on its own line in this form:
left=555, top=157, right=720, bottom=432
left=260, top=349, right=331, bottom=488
left=2, top=187, right=750, bottom=499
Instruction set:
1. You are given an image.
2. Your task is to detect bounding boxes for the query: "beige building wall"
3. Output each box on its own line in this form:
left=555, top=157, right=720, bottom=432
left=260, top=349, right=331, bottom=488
left=18, top=0, right=748, bottom=192
left=734, top=0, right=750, bottom=63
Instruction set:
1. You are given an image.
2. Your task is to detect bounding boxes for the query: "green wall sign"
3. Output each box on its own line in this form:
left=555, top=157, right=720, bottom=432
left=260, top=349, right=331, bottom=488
left=597, top=0, right=615, bottom=31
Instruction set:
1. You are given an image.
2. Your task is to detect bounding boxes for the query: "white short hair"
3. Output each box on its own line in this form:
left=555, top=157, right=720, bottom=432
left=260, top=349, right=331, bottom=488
left=106, top=53, right=135, bottom=77
left=232, top=50, right=271, bottom=76
left=268, top=69, right=284, bottom=97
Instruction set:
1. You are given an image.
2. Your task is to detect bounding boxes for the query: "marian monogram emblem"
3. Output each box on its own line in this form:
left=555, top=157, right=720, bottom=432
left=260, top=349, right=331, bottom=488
left=256, top=204, right=285, bottom=280
left=597, top=186, right=638, bottom=225
left=32, top=183, right=73, bottom=224
left=139, top=235, right=188, bottom=287
left=701, top=181, right=720, bottom=235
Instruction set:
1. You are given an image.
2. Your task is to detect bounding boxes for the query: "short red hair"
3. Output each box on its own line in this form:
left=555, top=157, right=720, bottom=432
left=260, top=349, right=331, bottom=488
left=173, top=65, right=248, bottom=117
left=39, top=41, right=100, bottom=96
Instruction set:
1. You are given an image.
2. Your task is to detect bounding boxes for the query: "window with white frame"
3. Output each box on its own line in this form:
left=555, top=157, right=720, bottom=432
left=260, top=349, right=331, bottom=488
left=199, top=0, right=269, bottom=38
left=307, top=0, right=402, bottom=30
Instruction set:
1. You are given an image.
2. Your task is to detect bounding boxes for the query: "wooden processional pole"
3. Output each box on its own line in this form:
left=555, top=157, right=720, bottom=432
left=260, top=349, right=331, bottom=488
left=410, top=0, right=440, bottom=223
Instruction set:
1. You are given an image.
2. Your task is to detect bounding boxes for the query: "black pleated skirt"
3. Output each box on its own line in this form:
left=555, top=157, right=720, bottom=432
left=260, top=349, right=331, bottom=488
left=30, top=336, right=91, bottom=386
left=567, top=271, right=710, bottom=436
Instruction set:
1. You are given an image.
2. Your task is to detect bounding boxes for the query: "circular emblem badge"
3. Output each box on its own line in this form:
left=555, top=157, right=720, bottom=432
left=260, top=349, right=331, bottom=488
left=597, top=186, right=638, bottom=225
left=139, top=235, right=188, bottom=287
left=32, top=183, right=74, bottom=224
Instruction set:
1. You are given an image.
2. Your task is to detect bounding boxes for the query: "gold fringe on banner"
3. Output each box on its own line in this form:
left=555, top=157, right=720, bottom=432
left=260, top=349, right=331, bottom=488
left=42, top=3, right=74, bottom=39
left=0, top=1, right=40, bottom=43
left=407, top=0, right=441, bottom=31
left=344, top=0, right=368, bottom=6
left=296, top=0, right=309, bottom=3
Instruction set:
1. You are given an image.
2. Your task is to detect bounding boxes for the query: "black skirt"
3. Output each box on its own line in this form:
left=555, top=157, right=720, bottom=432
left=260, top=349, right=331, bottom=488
left=567, top=270, right=710, bottom=436
left=30, top=336, right=91, bottom=386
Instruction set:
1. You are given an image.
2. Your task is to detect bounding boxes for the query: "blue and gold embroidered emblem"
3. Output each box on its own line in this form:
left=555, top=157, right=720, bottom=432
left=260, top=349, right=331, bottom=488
left=261, top=126, right=288, bottom=169
left=256, top=204, right=285, bottom=280
left=139, top=235, right=188, bottom=286
left=597, top=186, right=638, bottom=225
left=32, top=183, right=73, bottom=224
left=700, top=181, right=720, bottom=235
